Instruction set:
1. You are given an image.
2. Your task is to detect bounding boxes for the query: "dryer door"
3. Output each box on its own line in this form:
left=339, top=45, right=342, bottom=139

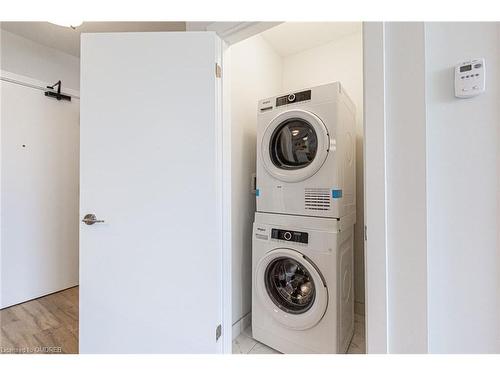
left=261, top=109, right=330, bottom=183
left=255, top=248, right=328, bottom=330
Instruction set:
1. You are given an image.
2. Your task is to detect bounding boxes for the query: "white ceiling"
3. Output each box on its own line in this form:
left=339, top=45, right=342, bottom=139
left=0, top=22, right=186, bottom=57
left=1, top=22, right=362, bottom=58
left=260, top=22, right=362, bottom=57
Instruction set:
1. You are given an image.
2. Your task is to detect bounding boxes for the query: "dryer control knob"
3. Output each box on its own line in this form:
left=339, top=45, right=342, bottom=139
left=283, top=231, right=292, bottom=241
left=287, top=94, right=295, bottom=102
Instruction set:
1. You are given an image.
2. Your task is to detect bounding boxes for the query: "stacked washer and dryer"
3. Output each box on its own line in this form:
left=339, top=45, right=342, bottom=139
left=252, top=82, right=357, bottom=354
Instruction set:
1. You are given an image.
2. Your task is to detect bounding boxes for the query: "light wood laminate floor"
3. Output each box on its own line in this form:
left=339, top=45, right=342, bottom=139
left=1, top=287, right=365, bottom=355
left=0, top=287, right=79, bottom=354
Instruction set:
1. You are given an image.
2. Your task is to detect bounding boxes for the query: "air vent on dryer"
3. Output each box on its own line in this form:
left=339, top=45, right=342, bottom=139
left=304, top=188, right=331, bottom=211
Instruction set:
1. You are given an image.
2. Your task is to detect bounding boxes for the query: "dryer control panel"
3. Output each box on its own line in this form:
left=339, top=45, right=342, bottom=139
left=271, top=228, right=309, bottom=244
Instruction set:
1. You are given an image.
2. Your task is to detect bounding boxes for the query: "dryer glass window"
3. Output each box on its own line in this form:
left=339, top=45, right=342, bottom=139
left=270, top=119, right=318, bottom=170
left=265, top=257, right=316, bottom=314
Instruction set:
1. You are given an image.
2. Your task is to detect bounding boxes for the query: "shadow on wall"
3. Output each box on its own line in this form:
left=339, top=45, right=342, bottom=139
left=232, top=126, right=257, bottom=324
left=354, top=130, right=365, bottom=311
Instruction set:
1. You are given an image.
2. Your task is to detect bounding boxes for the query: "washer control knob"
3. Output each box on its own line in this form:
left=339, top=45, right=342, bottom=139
left=287, top=94, right=295, bottom=102
left=283, top=231, right=292, bottom=241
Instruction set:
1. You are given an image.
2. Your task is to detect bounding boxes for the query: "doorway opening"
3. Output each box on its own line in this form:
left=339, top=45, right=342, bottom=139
left=227, top=22, right=365, bottom=354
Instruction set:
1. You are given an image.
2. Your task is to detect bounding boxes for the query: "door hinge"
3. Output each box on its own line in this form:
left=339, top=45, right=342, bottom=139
left=216, top=324, right=222, bottom=342
left=215, top=63, right=222, bottom=78
left=364, top=225, right=367, bottom=241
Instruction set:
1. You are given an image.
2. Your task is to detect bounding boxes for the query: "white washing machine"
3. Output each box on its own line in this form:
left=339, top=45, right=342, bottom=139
left=252, top=212, right=355, bottom=354
left=256, top=82, right=356, bottom=219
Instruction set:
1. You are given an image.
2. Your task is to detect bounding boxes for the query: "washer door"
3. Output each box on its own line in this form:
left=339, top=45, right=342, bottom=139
left=255, top=248, right=328, bottom=330
left=261, top=109, right=329, bottom=183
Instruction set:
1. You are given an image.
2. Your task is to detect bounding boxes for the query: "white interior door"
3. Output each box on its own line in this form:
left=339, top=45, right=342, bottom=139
left=79, top=32, right=225, bottom=353
left=0, top=76, right=79, bottom=309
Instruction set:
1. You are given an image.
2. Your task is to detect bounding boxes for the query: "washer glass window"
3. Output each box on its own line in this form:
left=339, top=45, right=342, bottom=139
left=265, top=257, right=316, bottom=314
left=270, top=118, right=318, bottom=170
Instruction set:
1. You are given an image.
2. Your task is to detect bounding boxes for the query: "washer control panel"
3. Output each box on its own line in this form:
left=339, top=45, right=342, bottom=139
left=455, top=58, right=485, bottom=98
left=271, top=228, right=309, bottom=244
left=276, top=89, right=311, bottom=107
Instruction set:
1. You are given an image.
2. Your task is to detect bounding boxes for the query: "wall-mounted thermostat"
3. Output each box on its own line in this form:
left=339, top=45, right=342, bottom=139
left=455, top=58, right=485, bottom=98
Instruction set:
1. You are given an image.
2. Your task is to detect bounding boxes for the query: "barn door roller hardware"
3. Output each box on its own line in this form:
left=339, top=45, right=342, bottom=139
left=45, top=80, right=71, bottom=101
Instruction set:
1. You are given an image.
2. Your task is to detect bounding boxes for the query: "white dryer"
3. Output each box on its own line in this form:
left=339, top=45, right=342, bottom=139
left=256, top=82, right=356, bottom=219
left=252, top=212, right=355, bottom=354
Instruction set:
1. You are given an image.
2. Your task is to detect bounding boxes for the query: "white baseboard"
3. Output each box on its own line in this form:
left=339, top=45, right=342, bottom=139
left=232, top=312, right=252, bottom=340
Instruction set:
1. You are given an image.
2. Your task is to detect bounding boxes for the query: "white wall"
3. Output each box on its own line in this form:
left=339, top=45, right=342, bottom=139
left=0, top=29, right=80, bottom=90
left=281, top=32, right=365, bottom=307
left=229, top=35, right=282, bottom=325
left=1, top=76, right=80, bottom=308
left=384, top=22, right=429, bottom=353
left=380, top=22, right=500, bottom=354
left=425, top=22, right=500, bottom=353
left=0, top=29, right=80, bottom=307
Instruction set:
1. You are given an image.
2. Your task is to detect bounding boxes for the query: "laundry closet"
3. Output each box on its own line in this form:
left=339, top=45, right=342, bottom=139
left=1, top=22, right=365, bottom=354
left=228, top=22, right=365, bottom=353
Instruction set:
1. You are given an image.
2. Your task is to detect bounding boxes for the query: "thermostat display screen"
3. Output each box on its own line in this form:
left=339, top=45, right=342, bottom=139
left=460, top=65, right=472, bottom=72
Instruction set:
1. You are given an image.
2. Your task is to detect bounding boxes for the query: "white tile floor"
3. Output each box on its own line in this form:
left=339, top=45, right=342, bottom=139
left=232, top=313, right=366, bottom=354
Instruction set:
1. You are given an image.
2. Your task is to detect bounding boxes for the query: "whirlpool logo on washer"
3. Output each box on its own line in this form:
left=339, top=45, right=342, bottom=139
left=255, top=226, right=269, bottom=240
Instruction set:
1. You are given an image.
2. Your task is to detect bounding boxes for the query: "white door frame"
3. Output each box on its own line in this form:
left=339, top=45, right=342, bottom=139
left=0, top=70, right=80, bottom=99
left=362, top=22, right=389, bottom=353
left=219, top=38, right=233, bottom=354
left=192, top=21, right=390, bottom=353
